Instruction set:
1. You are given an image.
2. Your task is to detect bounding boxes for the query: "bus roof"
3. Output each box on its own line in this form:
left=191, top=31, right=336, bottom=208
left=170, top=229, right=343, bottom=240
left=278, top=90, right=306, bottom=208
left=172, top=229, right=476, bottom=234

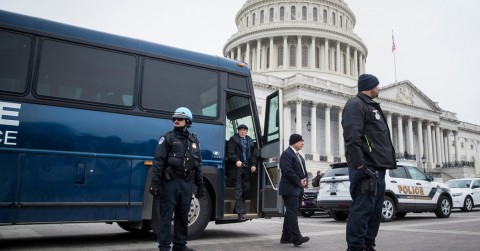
left=0, top=10, right=249, bottom=75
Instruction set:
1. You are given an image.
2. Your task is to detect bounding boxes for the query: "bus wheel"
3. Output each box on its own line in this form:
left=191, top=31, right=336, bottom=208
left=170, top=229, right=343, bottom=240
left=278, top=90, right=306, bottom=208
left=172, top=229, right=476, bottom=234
left=187, top=189, right=212, bottom=240
left=150, top=188, right=212, bottom=240
left=117, top=221, right=151, bottom=234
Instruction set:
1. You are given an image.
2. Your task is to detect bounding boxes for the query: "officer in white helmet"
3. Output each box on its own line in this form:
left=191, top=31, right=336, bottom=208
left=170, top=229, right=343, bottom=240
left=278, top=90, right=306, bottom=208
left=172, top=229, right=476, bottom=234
left=150, top=107, right=204, bottom=251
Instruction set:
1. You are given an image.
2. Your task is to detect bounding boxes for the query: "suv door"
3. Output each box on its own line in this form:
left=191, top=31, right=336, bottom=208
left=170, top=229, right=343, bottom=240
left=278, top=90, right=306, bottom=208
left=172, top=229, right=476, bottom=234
left=387, top=166, right=416, bottom=212
left=471, top=179, right=480, bottom=206
left=404, top=166, right=437, bottom=211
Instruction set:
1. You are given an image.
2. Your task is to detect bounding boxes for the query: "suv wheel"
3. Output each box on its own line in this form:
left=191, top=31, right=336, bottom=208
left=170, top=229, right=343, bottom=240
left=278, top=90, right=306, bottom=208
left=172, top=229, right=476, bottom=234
left=330, top=211, right=348, bottom=221
left=381, top=196, right=395, bottom=222
left=461, top=196, right=473, bottom=212
left=434, top=195, right=451, bottom=218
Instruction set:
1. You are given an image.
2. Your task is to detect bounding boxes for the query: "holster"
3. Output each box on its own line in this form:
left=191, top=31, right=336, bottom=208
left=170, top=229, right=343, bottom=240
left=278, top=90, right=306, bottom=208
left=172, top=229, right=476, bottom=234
left=359, top=167, right=378, bottom=196
left=163, top=166, right=173, bottom=181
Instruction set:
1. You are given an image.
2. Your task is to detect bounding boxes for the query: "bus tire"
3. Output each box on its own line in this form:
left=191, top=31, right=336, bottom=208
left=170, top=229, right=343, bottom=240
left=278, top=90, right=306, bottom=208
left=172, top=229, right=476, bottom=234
left=150, top=187, right=212, bottom=240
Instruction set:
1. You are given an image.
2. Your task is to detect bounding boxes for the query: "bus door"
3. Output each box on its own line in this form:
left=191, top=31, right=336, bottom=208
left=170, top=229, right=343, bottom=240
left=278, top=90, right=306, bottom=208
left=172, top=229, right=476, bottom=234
left=224, top=94, right=259, bottom=220
left=260, top=90, right=283, bottom=217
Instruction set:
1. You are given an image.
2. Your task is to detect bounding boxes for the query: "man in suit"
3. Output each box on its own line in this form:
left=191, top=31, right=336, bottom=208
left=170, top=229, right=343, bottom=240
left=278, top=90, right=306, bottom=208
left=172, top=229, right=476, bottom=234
left=278, top=134, right=310, bottom=246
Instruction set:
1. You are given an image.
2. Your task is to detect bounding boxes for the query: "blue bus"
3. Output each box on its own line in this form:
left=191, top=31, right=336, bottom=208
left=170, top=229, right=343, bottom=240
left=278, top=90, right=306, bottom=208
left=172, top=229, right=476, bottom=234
left=0, top=10, right=283, bottom=238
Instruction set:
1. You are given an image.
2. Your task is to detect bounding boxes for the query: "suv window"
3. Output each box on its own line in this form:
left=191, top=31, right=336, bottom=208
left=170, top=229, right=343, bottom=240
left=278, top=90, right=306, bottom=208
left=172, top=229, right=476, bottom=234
left=390, top=166, right=408, bottom=178
left=405, top=166, right=427, bottom=180
left=324, top=167, right=348, bottom=177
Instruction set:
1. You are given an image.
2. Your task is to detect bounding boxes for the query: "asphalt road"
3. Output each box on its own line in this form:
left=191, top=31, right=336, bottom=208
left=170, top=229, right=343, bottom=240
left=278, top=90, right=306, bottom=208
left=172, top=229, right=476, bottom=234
left=1, top=209, right=479, bottom=251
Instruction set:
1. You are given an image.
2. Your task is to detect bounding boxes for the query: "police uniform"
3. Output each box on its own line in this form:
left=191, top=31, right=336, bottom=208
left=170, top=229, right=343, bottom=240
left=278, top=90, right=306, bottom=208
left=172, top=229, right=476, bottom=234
left=152, top=126, right=204, bottom=251
left=342, top=74, right=396, bottom=251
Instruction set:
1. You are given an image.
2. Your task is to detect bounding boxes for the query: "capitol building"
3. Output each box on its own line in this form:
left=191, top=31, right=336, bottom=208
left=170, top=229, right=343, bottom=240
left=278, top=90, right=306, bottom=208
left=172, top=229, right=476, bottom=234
left=223, top=0, right=480, bottom=179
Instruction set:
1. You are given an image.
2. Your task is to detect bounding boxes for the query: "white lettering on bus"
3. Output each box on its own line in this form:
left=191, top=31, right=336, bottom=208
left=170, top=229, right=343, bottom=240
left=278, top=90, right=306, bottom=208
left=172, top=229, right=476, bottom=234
left=0, top=130, right=17, bottom=145
left=0, top=101, right=21, bottom=126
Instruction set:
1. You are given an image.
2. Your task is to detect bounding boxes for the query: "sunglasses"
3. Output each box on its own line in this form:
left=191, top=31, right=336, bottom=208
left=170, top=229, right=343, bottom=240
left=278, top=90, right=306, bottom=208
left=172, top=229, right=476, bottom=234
left=173, top=118, right=185, bottom=122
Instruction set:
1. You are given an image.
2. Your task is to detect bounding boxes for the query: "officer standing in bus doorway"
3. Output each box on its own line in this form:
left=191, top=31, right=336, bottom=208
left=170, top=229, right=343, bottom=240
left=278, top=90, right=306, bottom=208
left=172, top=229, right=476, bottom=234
left=278, top=134, right=310, bottom=246
left=342, top=74, right=396, bottom=251
left=149, top=107, right=205, bottom=251
left=227, top=124, right=257, bottom=221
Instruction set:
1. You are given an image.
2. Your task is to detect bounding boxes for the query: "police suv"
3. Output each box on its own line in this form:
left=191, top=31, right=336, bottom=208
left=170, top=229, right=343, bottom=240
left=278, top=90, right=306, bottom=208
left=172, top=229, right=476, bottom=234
left=316, top=162, right=452, bottom=222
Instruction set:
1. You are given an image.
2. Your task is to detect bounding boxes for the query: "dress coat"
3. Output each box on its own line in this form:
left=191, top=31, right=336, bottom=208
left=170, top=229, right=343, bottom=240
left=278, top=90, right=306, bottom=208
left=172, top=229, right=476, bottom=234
left=278, top=146, right=308, bottom=197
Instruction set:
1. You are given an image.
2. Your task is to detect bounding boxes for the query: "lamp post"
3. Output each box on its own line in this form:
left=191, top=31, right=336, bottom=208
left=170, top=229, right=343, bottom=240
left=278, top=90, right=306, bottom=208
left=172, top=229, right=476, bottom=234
left=421, top=155, right=427, bottom=173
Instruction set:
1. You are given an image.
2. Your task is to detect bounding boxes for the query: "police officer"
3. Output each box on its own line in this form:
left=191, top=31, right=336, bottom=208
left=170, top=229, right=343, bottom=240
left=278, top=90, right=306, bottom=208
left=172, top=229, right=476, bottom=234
left=150, top=107, right=205, bottom=251
left=342, top=74, right=396, bottom=251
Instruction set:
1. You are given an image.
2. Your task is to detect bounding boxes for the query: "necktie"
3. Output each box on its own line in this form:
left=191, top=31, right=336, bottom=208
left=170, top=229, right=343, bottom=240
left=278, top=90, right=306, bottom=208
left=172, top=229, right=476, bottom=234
left=296, top=152, right=306, bottom=175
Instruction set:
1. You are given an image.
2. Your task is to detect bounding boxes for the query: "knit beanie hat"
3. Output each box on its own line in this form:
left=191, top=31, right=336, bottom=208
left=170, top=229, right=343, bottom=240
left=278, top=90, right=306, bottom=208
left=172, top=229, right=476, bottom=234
left=358, top=74, right=379, bottom=92
left=289, top=134, right=304, bottom=145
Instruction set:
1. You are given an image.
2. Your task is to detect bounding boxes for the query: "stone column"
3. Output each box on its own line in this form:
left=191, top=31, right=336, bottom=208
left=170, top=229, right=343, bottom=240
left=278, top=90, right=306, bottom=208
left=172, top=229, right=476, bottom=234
left=439, top=128, right=445, bottom=164
left=435, top=125, right=442, bottom=167
left=427, top=123, right=434, bottom=164
left=310, top=102, right=318, bottom=159
left=311, top=37, right=316, bottom=69
left=407, top=116, right=414, bottom=156
left=445, top=130, right=451, bottom=163
left=325, top=104, right=332, bottom=162
left=454, top=131, right=460, bottom=162
left=417, top=119, right=424, bottom=160
left=283, top=101, right=292, bottom=150
left=346, top=45, right=351, bottom=76
left=295, top=99, right=302, bottom=134
left=297, top=36, right=302, bottom=69
left=353, top=49, right=358, bottom=78
left=386, top=112, right=393, bottom=140
left=237, top=46, right=242, bottom=61
left=397, top=114, right=404, bottom=156
left=230, top=50, right=234, bottom=59
left=283, top=36, right=288, bottom=70
left=256, top=39, right=261, bottom=71
left=245, top=42, right=250, bottom=67
left=336, top=41, right=341, bottom=72
left=338, top=107, right=345, bottom=161
left=269, top=37, right=274, bottom=70
left=324, top=39, right=329, bottom=71
left=359, top=54, right=364, bottom=75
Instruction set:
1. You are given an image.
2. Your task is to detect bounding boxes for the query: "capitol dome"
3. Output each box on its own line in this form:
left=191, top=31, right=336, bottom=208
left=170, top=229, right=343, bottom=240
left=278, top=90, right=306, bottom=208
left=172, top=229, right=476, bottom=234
left=224, top=0, right=367, bottom=84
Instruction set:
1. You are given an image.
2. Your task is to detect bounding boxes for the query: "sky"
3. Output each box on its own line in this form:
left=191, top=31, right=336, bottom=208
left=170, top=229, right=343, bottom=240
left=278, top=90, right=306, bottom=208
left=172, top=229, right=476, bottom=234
left=1, top=0, right=479, bottom=125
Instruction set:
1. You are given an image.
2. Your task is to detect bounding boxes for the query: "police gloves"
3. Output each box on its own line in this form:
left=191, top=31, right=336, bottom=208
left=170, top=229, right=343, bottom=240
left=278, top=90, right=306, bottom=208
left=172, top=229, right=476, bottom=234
left=149, top=177, right=161, bottom=197
left=196, top=184, right=205, bottom=199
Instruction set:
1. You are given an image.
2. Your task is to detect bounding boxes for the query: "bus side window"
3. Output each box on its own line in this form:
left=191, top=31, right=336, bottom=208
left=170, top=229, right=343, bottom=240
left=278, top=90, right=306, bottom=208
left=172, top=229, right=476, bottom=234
left=0, top=30, right=31, bottom=94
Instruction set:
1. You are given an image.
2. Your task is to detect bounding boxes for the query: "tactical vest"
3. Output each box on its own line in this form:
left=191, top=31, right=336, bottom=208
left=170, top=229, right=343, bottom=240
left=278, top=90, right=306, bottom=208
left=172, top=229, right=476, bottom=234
left=165, top=131, right=201, bottom=176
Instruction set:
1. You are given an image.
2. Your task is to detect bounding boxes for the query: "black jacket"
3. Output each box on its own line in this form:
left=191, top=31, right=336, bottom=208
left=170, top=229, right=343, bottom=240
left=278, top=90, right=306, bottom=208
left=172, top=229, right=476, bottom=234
left=153, top=128, right=203, bottom=185
left=342, top=93, right=396, bottom=169
left=227, top=134, right=257, bottom=170
left=279, top=147, right=307, bottom=196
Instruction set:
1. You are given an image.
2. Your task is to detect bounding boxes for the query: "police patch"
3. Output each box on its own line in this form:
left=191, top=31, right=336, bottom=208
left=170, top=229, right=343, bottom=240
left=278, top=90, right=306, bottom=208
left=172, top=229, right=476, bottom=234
left=158, top=137, right=165, bottom=145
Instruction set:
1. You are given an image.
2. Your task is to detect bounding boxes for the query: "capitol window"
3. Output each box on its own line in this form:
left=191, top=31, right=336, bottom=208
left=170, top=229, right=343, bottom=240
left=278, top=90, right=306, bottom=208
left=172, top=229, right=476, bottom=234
left=280, top=6, right=284, bottom=21
left=260, top=10, right=264, bottom=24
left=291, top=6, right=296, bottom=20
left=340, top=16, right=343, bottom=27
left=313, top=8, right=318, bottom=22
left=323, top=9, right=327, bottom=23
left=302, top=45, right=309, bottom=67
left=278, top=45, right=284, bottom=67
left=302, top=6, right=307, bottom=20
left=269, top=8, right=274, bottom=22
left=253, top=13, right=256, bottom=25
left=289, top=45, right=296, bottom=67
left=332, top=12, right=336, bottom=25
